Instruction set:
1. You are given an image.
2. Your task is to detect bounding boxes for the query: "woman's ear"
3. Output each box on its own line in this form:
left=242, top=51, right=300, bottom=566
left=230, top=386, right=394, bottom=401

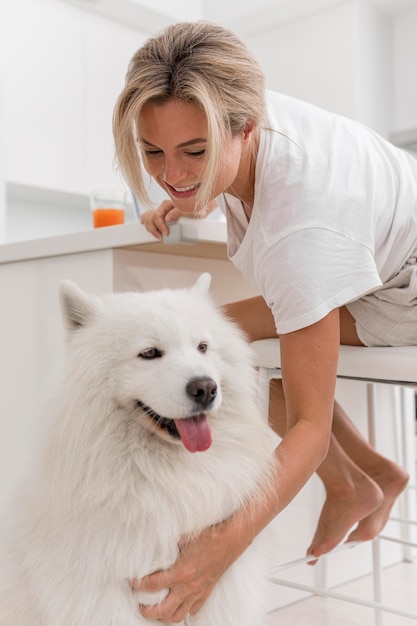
left=242, top=119, right=255, bottom=141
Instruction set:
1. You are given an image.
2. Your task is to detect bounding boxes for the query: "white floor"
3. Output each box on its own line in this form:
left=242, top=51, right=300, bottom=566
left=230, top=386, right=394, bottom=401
left=265, top=560, right=417, bottom=625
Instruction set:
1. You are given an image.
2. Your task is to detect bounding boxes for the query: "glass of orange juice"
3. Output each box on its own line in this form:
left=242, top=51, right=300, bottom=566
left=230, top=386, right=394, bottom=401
left=90, top=189, right=127, bottom=228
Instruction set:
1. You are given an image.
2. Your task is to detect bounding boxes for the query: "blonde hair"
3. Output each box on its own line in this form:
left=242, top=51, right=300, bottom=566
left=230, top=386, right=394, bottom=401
left=113, top=21, right=266, bottom=211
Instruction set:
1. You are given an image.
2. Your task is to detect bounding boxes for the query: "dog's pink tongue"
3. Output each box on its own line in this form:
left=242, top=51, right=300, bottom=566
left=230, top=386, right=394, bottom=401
left=174, top=415, right=212, bottom=453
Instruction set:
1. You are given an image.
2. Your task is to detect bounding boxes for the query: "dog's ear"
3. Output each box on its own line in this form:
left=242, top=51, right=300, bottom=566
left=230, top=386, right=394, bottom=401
left=192, top=272, right=212, bottom=295
left=59, top=280, right=99, bottom=332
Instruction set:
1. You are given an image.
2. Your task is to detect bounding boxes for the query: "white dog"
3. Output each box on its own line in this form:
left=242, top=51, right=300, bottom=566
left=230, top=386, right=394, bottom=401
left=0, top=274, right=275, bottom=626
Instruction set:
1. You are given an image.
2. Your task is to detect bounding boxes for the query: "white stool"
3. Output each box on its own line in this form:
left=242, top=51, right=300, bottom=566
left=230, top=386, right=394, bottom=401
left=251, top=338, right=417, bottom=625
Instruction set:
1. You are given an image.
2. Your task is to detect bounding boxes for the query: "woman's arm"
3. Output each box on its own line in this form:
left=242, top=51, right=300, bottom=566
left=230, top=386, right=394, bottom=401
left=134, top=308, right=340, bottom=623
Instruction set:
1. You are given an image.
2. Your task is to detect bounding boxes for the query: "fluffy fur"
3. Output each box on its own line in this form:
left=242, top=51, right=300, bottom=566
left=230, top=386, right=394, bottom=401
left=0, top=274, right=275, bottom=626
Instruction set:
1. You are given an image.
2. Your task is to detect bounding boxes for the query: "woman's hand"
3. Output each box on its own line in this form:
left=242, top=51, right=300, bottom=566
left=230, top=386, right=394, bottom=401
left=131, top=518, right=248, bottom=623
left=140, top=199, right=182, bottom=241
left=140, top=199, right=219, bottom=240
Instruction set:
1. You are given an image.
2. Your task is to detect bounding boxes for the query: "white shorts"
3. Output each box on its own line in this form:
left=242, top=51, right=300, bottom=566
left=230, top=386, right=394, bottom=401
left=346, top=246, right=417, bottom=347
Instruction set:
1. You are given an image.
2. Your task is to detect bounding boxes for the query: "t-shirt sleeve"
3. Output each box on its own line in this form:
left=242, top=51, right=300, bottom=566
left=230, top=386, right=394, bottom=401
left=258, top=227, right=382, bottom=335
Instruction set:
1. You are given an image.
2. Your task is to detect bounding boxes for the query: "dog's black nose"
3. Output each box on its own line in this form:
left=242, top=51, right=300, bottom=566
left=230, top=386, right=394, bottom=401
left=186, top=377, right=217, bottom=408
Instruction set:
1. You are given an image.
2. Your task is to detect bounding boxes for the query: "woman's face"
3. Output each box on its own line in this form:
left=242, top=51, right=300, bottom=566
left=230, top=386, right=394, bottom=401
left=137, top=98, right=245, bottom=214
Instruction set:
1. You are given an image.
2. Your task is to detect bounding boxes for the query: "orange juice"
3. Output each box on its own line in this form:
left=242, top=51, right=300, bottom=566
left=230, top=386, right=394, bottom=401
left=92, top=208, right=125, bottom=228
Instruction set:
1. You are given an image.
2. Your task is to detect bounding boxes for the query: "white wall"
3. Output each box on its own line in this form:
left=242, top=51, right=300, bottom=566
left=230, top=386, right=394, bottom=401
left=0, top=2, right=6, bottom=243
left=205, top=0, right=353, bottom=34
left=244, top=1, right=394, bottom=136
left=392, top=8, right=417, bottom=133
left=130, top=0, right=203, bottom=21
left=246, top=3, right=360, bottom=119
left=355, top=1, right=392, bottom=136
left=205, top=0, right=285, bottom=22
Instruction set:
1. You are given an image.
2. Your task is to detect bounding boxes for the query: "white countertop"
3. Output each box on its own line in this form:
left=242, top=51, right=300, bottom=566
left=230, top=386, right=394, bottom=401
left=0, top=220, right=228, bottom=264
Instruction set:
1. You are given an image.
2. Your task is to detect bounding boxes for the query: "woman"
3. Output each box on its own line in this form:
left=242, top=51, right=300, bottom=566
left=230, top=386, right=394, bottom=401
left=113, top=21, right=414, bottom=622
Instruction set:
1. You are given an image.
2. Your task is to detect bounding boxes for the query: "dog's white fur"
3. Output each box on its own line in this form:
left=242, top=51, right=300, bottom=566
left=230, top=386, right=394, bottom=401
left=0, top=274, right=275, bottom=626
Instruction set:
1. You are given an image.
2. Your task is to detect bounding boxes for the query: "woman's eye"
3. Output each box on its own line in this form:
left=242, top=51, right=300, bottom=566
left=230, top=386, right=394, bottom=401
left=188, top=150, right=206, bottom=158
left=139, top=348, right=163, bottom=360
left=198, top=342, right=208, bottom=353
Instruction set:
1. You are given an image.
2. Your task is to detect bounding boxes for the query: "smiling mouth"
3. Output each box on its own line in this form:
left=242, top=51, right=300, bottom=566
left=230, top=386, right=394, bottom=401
left=165, top=182, right=200, bottom=196
left=137, top=400, right=180, bottom=439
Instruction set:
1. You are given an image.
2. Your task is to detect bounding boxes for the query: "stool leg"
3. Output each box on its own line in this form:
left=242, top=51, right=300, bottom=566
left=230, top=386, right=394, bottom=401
left=392, top=387, right=410, bottom=561
left=399, top=386, right=417, bottom=561
left=367, top=382, right=384, bottom=626
left=256, top=367, right=280, bottom=421
left=397, top=386, right=414, bottom=561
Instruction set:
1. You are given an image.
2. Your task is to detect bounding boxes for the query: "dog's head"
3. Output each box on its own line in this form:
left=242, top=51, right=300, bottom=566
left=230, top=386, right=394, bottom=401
left=58, top=275, right=253, bottom=454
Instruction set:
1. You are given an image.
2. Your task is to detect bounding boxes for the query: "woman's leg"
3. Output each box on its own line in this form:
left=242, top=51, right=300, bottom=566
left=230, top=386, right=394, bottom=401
left=332, top=307, right=409, bottom=546
left=327, top=401, right=409, bottom=545
left=268, top=379, right=385, bottom=557
left=223, top=296, right=277, bottom=342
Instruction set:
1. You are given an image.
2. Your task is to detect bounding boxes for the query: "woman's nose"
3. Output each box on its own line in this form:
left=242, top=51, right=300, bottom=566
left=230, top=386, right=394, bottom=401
left=163, top=157, right=187, bottom=186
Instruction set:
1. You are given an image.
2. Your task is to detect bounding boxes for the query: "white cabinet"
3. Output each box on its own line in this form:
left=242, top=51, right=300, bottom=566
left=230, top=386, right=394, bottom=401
left=3, top=0, right=144, bottom=195
left=4, top=0, right=85, bottom=192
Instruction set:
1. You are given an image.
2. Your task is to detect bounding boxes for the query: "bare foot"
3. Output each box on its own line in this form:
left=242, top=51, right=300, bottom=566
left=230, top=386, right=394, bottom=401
left=306, top=473, right=383, bottom=562
left=347, top=460, right=409, bottom=543
left=307, top=460, right=409, bottom=562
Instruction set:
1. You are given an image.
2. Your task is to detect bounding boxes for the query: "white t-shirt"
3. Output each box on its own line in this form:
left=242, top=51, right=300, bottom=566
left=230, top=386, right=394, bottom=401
left=217, top=91, right=417, bottom=335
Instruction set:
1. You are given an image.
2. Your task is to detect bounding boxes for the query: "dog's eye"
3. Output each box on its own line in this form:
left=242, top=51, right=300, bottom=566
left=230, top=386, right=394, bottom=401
left=139, top=348, right=163, bottom=360
left=198, top=342, right=208, bottom=353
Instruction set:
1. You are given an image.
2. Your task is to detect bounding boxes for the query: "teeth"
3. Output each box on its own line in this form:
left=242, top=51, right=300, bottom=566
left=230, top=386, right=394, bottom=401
left=173, top=184, right=198, bottom=192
